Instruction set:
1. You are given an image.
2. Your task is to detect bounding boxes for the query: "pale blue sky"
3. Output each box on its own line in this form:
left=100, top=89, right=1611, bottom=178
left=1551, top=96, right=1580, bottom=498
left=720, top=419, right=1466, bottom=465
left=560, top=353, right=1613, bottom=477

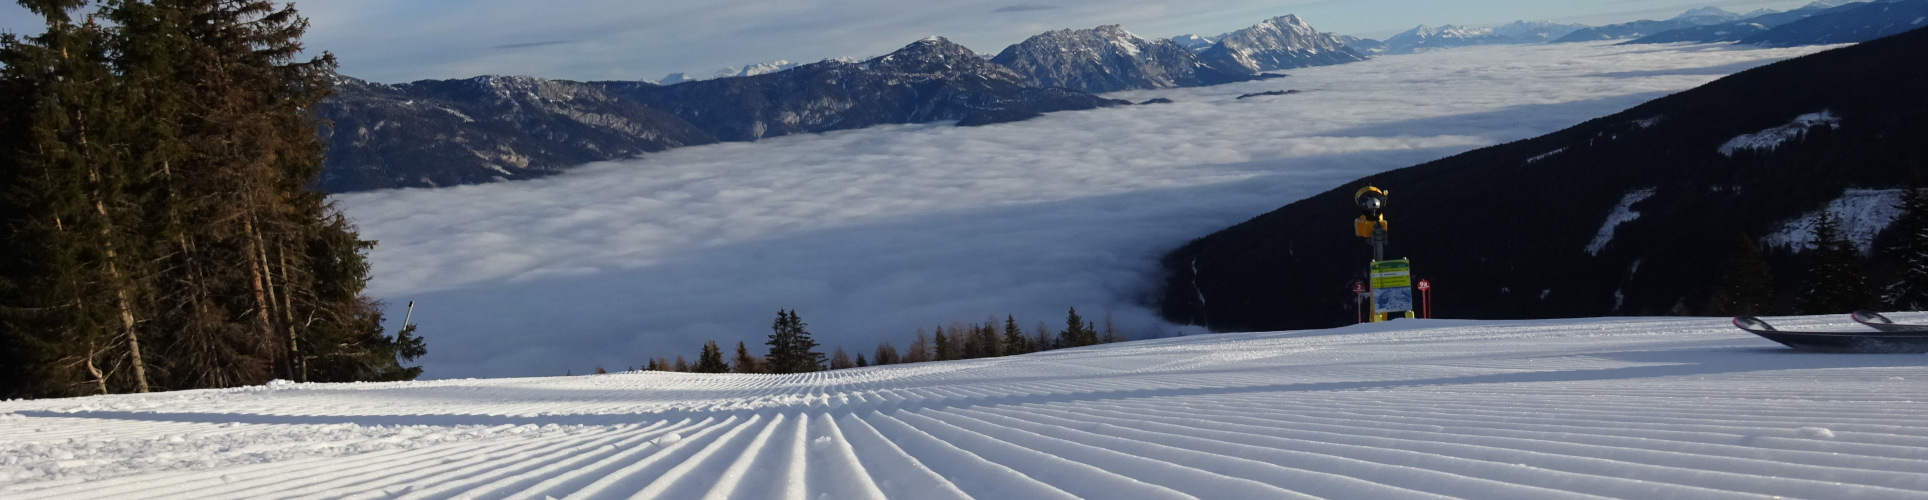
left=1, top=0, right=1822, bottom=83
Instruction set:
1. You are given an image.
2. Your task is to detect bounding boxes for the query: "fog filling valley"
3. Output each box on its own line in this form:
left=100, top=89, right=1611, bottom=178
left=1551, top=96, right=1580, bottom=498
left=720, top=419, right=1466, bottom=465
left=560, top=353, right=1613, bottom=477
left=336, top=42, right=1836, bottom=378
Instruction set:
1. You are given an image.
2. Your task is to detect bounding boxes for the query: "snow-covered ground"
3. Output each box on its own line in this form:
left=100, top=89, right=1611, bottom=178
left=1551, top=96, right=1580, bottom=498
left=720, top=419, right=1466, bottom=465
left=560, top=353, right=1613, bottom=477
left=336, top=41, right=1841, bottom=379
left=5, top=315, right=1927, bottom=498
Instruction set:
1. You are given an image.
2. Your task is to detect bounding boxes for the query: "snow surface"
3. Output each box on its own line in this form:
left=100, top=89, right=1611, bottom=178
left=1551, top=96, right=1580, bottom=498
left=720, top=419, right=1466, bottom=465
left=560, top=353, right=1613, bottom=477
left=5, top=316, right=1928, bottom=498
left=1586, top=188, right=1657, bottom=256
left=336, top=42, right=1839, bottom=379
left=1762, top=188, right=1906, bottom=255
left=1718, top=110, right=1841, bottom=157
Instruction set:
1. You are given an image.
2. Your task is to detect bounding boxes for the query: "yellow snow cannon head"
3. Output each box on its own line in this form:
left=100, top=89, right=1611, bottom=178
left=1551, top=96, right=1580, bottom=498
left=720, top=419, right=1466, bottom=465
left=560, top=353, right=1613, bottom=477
left=1354, top=186, right=1388, bottom=218
left=1353, top=186, right=1389, bottom=238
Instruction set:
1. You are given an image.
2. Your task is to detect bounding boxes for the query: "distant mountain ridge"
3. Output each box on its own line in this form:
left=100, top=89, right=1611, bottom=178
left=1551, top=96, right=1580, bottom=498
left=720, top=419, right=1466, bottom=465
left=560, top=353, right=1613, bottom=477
left=317, top=14, right=1366, bottom=192
left=1197, top=15, right=1367, bottom=72
left=1158, top=26, right=1928, bottom=331
left=318, top=37, right=1126, bottom=191
left=1378, top=21, right=1587, bottom=53
left=991, top=25, right=1258, bottom=94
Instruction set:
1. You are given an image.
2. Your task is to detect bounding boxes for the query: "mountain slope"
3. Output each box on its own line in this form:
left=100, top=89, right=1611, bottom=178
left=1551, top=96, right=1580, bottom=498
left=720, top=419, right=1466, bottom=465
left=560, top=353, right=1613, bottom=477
left=1741, top=0, right=1928, bottom=46
left=318, top=75, right=717, bottom=192
left=991, top=25, right=1254, bottom=94
left=318, top=38, right=1127, bottom=192
left=615, top=37, right=1127, bottom=142
left=1161, top=27, right=1928, bottom=331
left=1382, top=21, right=1587, bottom=53
left=1196, top=15, right=1367, bottom=73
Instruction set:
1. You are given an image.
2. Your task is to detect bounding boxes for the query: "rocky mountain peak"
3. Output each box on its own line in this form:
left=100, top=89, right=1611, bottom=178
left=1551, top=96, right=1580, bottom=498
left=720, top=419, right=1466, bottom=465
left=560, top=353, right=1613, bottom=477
left=992, top=24, right=1254, bottom=93
left=865, top=36, right=1025, bottom=82
left=1199, top=14, right=1365, bottom=73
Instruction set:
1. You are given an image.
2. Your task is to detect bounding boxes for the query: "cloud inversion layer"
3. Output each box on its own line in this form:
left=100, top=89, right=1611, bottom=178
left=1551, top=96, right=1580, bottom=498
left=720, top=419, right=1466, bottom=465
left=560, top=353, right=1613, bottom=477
left=336, top=42, right=1832, bottom=378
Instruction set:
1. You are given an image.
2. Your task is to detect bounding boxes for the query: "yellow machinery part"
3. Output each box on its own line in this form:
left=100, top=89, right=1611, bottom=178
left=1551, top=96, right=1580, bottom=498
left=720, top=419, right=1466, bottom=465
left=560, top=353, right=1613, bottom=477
left=1354, top=217, right=1387, bottom=238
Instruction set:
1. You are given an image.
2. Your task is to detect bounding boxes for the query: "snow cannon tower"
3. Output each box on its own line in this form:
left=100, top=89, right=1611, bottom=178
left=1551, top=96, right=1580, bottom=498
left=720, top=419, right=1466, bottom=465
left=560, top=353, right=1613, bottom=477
left=1353, top=186, right=1415, bottom=322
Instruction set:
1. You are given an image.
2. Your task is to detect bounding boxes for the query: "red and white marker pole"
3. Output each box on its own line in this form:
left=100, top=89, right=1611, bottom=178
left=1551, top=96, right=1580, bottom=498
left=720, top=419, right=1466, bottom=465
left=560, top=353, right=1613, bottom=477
left=1417, top=279, right=1432, bottom=319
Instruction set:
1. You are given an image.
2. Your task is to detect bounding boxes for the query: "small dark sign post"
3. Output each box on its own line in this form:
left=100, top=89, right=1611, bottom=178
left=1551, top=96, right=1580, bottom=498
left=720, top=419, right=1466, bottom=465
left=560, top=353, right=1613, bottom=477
left=1416, top=279, right=1432, bottom=318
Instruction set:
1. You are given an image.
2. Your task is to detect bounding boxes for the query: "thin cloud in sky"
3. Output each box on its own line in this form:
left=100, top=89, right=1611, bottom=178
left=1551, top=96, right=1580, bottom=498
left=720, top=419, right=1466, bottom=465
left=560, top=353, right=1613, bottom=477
left=489, top=40, right=579, bottom=50
left=334, top=42, right=1834, bottom=378
left=0, top=1, right=1823, bottom=82
left=995, top=4, right=1062, bottom=13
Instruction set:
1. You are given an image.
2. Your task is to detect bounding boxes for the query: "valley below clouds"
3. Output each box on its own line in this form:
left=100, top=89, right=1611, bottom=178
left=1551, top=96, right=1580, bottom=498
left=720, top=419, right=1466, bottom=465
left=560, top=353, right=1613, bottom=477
left=336, top=41, right=1835, bottom=378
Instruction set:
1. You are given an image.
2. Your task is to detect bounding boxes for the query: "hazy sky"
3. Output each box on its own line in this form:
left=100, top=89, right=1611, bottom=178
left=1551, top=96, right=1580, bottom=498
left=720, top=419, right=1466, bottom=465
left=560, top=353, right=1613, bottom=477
left=1, top=0, right=1820, bottom=83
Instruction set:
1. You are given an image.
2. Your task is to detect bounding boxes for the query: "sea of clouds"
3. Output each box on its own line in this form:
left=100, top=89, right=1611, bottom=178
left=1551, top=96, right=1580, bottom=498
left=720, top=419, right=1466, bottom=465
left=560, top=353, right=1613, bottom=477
left=335, top=41, right=1834, bottom=378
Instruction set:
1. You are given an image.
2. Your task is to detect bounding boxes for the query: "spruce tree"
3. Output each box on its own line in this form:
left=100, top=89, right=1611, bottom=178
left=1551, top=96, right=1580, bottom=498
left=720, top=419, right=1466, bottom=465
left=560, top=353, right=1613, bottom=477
left=933, top=326, right=954, bottom=361
left=1886, top=183, right=1928, bottom=310
left=977, top=321, right=1002, bottom=357
left=1713, top=233, right=1775, bottom=316
left=695, top=340, right=729, bottom=373
left=855, top=354, right=869, bottom=367
left=1034, top=321, right=1055, bottom=351
left=1060, top=307, right=1098, bottom=347
left=764, top=309, right=823, bottom=373
left=1798, top=214, right=1877, bottom=314
left=0, top=0, right=420, bottom=398
left=874, top=341, right=899, bottom=365
left=1002, top=315, right=1029, bottom=354
left=732, top=341, right=761, bottom=374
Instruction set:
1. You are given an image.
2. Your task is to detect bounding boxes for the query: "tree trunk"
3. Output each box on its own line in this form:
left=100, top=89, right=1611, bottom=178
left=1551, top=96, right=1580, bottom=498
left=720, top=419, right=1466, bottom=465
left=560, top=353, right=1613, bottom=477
left=242, top=216, right=281, bottom=379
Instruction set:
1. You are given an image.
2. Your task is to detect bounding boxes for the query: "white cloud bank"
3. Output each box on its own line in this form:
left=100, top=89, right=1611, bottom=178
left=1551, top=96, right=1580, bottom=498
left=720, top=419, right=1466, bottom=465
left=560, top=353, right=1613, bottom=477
left=335, top=42, right=1835, bottom=378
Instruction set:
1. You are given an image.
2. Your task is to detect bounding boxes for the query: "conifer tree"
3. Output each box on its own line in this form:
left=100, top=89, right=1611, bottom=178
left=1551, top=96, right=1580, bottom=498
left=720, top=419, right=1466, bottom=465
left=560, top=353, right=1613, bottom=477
left=1712, top=233, right=1775, bottom=315
left=1002, top=315, right=1028, bottom=355
left=959, top=322, right=981, bottom=359
left=1885, top=183, right=1928, bottom=310
left=874, top=341, right=899, bottom=365
left=695, top=340, right=729, bottom=373
left=0, top=0, right=421, bottom=398
left=933, top=326, right=955, bottom=361
left=672, top=356, right=689, bottom=372
left=764, top=309, right=823, bottom=373
left=1060, top=307, right=1098, bottom=347
left=645, top=358, right=659, bottom=371
left=1798, top=214, right=1877, bottom=314
left=732, top=341, right=761, bottom=374
left=977, top=320, right=1002, bottom=357
left=855, top=354, right=868, bottom=367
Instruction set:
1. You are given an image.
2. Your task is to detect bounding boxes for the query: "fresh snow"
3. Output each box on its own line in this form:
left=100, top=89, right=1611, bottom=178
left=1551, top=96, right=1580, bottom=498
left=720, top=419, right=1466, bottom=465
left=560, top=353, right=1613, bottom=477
left=1586, top=188, right=1657, bottom=256
left=1718, top=110, right=1841, bottom=157
left=5, top=316, right=1928, bottom=498
left=1761, top=188, right=1906, bottom=254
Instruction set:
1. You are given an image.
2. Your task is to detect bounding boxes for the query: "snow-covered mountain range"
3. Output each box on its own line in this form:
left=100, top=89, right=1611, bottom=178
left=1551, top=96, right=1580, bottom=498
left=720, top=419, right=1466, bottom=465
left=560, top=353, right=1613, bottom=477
left=1376, top=21, right=1588, bottom=53
left=1196, top=15, right=1367, bottom=73
left=990, top=25, right=1259, bottom=94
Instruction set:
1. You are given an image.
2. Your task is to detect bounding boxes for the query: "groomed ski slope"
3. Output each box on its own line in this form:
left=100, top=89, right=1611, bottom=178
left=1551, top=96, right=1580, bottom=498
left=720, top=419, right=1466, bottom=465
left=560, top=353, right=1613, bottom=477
left=5, top=315, right=1928, bottom=499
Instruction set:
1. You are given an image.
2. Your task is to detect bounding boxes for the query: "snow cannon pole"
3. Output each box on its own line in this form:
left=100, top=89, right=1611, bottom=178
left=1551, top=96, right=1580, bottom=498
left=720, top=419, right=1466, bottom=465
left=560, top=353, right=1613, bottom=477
left=1355, top=186, right=1416, bottom=321
left=403, top=301, right=415, bottom=327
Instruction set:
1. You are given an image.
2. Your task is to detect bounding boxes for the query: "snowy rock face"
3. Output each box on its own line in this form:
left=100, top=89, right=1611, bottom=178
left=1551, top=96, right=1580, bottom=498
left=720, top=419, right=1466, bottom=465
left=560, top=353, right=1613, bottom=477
left=1169, top=33, right=1219, bottom=52
left=1718, top=111, right=1840, bottom=156
left=992, top=25, right=1254, bottom=94
left=1761, top=188, right=1904, bottom=254
left=1196, top=14, right=1368, bottom=73
left=1672, top=6, right=1744, bottom=25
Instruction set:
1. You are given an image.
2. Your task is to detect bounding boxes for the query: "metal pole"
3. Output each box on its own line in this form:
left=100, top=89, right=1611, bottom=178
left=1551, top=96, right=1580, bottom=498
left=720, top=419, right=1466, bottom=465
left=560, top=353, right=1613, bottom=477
left=402, top=301, right=415, bottom=327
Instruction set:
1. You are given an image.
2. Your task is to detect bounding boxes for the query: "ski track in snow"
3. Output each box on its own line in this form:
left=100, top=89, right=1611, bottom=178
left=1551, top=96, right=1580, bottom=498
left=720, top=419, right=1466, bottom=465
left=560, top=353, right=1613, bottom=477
left=5, top=316, right=1928, bottom=499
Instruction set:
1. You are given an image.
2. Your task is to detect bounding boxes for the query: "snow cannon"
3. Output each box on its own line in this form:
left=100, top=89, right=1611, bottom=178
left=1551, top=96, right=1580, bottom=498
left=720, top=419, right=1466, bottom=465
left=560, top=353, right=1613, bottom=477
left=1354, top=186, right=1389, bottom=238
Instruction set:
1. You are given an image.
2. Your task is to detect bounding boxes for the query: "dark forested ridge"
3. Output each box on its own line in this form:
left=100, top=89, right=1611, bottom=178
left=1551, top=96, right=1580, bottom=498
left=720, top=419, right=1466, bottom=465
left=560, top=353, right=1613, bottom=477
left=315, top=37, right=1128, bottom=193
left=1, top=0, right=423, bottom=398
left=1160, top=26, right=1928, bottom=332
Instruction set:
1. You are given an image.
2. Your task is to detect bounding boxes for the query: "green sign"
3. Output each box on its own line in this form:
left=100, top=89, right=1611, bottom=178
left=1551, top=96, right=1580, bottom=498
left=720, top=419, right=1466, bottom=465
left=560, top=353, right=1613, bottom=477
left=1369, top=259, right=1411, bottom=289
